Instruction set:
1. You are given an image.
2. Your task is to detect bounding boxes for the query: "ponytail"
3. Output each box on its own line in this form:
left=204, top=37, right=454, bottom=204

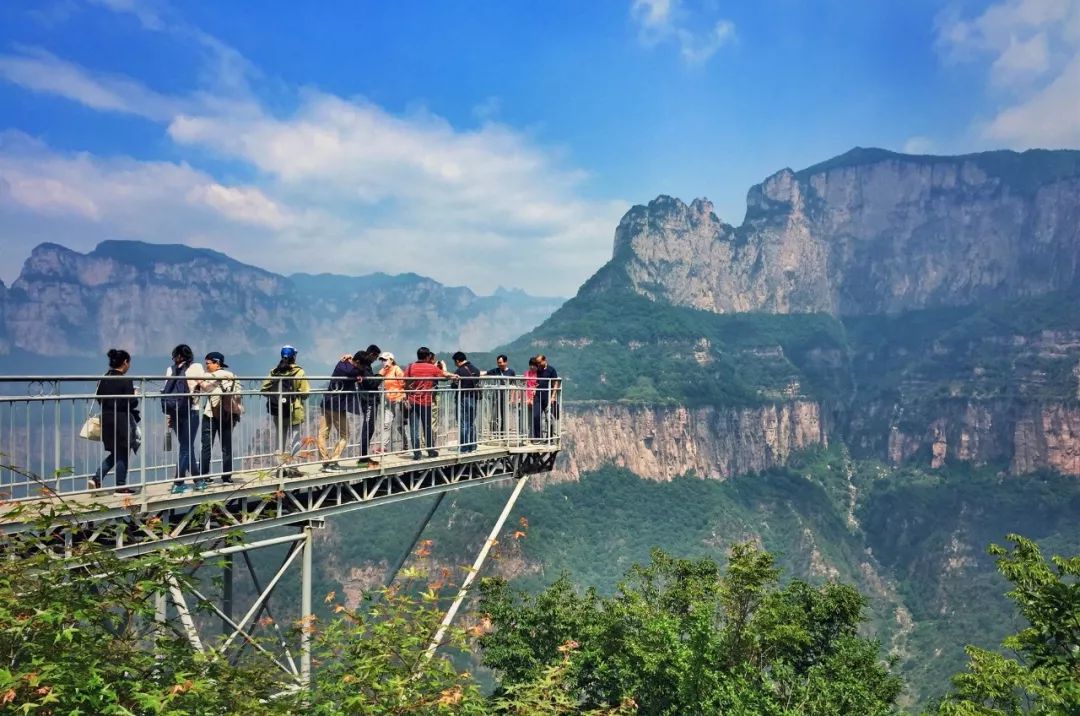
left=107, top=348, right=131, bottom=369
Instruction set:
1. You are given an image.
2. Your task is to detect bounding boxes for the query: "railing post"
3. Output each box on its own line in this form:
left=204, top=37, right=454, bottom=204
left=300, top=520, right=314, bottom=687
left=222, top=553, right=234, bottom=636
left=139, top=377, right=147, bottom=497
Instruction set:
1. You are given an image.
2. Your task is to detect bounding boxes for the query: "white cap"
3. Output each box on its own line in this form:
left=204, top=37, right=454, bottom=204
left=378, top=351, right=394, bottom=361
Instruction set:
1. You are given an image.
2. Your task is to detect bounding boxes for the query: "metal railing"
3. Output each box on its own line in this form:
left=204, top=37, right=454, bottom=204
left=0, top=374, right=561, bottom=500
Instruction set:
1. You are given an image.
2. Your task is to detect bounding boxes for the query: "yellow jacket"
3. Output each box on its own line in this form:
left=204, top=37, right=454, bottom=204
left=261, top=365, right=310, bottom=425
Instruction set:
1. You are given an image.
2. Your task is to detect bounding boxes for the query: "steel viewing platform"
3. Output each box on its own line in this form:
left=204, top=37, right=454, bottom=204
left=0, top=372, right=561, bottom=685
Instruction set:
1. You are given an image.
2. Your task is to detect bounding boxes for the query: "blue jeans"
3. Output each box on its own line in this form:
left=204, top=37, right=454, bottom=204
left=95, top=450, right=129, bottom=487
left=172, top=408, right=200, bottom=482
left=408, top=403, right=433, bottom=456
left=458, top=394, right=477, bottom=451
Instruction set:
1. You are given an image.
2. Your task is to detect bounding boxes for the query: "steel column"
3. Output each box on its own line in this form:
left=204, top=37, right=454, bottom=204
left=300, top=521, right=314, bottom=687
left=424, top=474, right=530, bottom=661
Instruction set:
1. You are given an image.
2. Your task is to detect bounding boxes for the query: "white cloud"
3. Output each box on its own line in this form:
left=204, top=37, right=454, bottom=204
left=0, top=5, right=628, bottom=296
left=903, top=136, right=936, bottom=154
left=185, top=184, right=295, bottom=230
left=630, top=0, right=736, bottom=65
left=991, top=32, right=1050, bottom=84
left=0, top=130, right=308, bottom=232
left=88, top=0, right=169, bottom=31
left=983, top=53, right=1080, bottom=145
left=0, top=47, right=185, bottom=120
left=631, top=0, right=673, bottom=31
left=937, top=0, right=1080, bottom=147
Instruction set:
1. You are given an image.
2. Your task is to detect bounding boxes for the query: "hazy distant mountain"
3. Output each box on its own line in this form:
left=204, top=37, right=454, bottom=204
left=0, top=240, right=564, bottom=367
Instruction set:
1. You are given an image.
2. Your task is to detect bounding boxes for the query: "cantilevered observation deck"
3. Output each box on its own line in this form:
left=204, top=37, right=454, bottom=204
left=0, top=373, right=561, bottom=685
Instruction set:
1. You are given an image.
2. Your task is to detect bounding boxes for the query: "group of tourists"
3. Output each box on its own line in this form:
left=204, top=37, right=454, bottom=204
left=90, top=343, right=559, bottom=494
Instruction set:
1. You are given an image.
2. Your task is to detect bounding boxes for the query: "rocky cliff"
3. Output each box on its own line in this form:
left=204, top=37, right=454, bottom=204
left=530, top=147, right=1080, bottom=480
left=556, top=401, right=827, bottom=482
left=3, top=241, right=563, bottom=365
left=587, top=148, right=1080, bottom=316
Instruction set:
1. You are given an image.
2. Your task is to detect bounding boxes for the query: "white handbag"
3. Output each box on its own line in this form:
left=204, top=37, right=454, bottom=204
left=79, top=414, right=102, bottom=441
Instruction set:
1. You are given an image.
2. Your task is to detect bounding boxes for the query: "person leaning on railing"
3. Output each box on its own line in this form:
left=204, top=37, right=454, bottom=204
left=318, top=351, right=361, bottom=471
left=92, top=348, right=141, bottom=494
left=404, top=347, right=452, bottom=460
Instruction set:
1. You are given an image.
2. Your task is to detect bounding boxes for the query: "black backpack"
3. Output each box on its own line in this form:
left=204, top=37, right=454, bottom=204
left=458, top=362, right=481, bottom=392
left=161, top=362, right=191, bottom=414
left=265, top=374, right=296, bottom=415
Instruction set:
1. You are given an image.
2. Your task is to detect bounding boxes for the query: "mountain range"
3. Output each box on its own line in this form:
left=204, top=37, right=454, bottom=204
left=5, top=145, right=1080, bottom=706
left=0, top=240, right=564, bottom=370
left=466, top=145, right=1080, bottom=704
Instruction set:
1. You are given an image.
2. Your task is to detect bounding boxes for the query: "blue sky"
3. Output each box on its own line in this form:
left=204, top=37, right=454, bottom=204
left=1, top=0, right=1077, bottom=295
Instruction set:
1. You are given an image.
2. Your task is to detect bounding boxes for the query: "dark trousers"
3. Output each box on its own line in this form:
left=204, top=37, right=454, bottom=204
left=359, top=399, right=376, bottom=458
left=172, top=408, right=200, bottom=482
left=531, top=394, right=550, bottom=439
left=201, top=414, right=234, bottom=480
left=96, top=450, right=129, bottom=487
left=459, top=394, right=478, bottom=451
left=408, top=402, right=433, bottom=456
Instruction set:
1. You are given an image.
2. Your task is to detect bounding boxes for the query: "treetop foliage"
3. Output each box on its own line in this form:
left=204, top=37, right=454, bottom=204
left=478, top=542, right=904, bottom=715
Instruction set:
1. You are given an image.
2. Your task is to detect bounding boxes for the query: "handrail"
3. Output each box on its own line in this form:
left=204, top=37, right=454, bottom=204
left=0, top=375, right=562, bottom=501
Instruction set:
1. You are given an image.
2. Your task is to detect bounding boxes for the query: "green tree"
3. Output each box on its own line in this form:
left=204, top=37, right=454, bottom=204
left=936, top=535, right=1080, bottom=715
left=479, top=542, right=902, bottom=715
left=0, top=504, right=292, bottom=714
left=286, top=564, right=488, bottom=715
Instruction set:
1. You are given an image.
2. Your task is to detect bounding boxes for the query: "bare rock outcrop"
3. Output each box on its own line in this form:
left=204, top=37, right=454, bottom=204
left=588, top=148, right=1080, bottom=317
left=556, top=401, right=826, bottom=482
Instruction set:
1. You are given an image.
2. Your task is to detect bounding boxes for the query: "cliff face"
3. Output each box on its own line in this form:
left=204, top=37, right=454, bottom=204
left=7, top=241, right=296, bottom=358
left=542, top=147, right=1080, bottom=480
left=590, top=149, right=1080, bottom=316
left=3, top=241, right=563, bottom=364
left=557, top=401, right=827, bottom=482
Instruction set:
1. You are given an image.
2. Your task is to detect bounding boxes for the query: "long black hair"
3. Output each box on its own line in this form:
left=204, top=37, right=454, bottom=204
left=171, top=344, right=194, bottom=364
left=107, top=348, right=131, bottom=370
left=272, top=355, right=297, bottom=375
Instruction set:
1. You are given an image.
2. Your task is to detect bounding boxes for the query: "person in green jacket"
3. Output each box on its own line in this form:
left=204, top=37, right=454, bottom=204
left=261, top=345, right=310, bottom=477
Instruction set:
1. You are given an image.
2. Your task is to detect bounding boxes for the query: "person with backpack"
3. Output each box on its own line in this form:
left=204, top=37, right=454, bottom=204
left=318, top=351, right=360, bottom=471
left=261, top=345, right=309, bottom=478
left=452, top=351, right=481, bottom=453
left=92, top=348, right=141, bottom=494
left=163, top=344, right=204, bottom=494
left=196, top=351, right=240, bottom=488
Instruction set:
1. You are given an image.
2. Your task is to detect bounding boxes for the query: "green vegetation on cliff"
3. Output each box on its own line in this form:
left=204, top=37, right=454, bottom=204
left=323, top=448, right=1080, bottom=708
left=500, top=288, right=849, bottom=406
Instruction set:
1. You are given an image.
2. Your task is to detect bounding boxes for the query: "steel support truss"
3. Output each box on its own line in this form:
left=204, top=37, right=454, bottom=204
left=5, top=449, right=557, bottom=559
left=151, top=521, right=319, bottom=687
left=3, top=448, right=558, bottom=689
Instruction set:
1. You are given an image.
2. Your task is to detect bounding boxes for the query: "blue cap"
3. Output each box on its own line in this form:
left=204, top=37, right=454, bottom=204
left=281, top=345, right=298, bottom=359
